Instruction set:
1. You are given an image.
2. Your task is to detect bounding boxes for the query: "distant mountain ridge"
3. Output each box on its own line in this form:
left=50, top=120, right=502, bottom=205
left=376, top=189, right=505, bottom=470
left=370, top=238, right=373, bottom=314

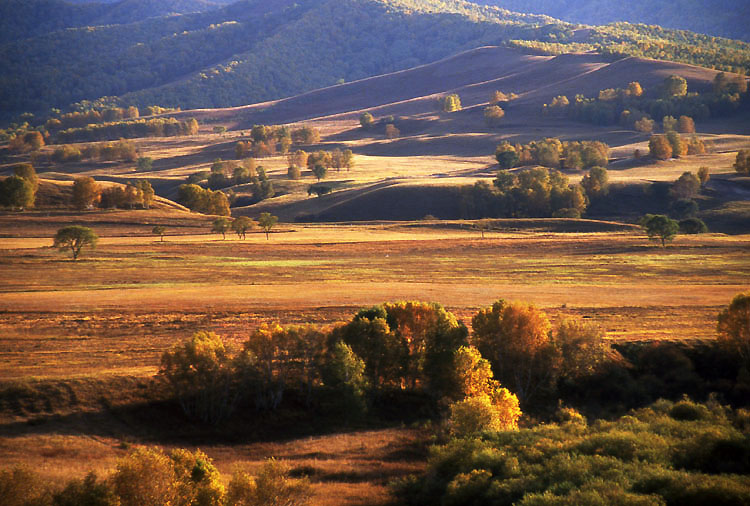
left=0, top=0, right=748, bottom=117
left=474, top=0, right=750, bottom=41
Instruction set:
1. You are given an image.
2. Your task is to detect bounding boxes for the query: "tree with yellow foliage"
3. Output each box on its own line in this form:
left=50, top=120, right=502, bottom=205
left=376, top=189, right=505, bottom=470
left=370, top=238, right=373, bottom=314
left=472, top=299, right=557, bottom=404
left=448, top=346, right=521, bottom=436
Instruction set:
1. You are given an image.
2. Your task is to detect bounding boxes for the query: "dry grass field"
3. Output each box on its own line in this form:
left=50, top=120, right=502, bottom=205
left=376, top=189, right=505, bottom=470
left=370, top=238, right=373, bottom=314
left=1, top=213, right=748, bottom=503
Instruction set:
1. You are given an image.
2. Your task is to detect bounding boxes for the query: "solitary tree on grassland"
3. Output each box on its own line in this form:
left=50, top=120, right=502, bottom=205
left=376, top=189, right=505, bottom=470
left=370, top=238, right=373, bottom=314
left=53, top=225, right=98, bottom=260
left=311, top=164, right=327, bottom=181
left=211, top=217, right=231, bottom=240
left=258, top=212, right=278, bottom=240
left=359, top=112, right=375, bottom=130
left=441, top=93, right=462, bottom=112
left=152, top=225, right=166, bottom=241
left=640, top=214, right=679, bottom=247
left=231, top=216, right=254, bottom=239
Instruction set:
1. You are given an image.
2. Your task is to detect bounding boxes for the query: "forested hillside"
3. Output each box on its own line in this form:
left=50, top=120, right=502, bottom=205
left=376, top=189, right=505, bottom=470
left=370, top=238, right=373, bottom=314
left=0, top=0, right=230, bottom=44
left=477, top=0, right=750, bottom=41
left=0, top=0, right=748, bottom=117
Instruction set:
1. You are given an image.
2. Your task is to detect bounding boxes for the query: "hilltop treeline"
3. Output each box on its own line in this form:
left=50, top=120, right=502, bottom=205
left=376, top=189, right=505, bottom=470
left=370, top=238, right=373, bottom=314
left=477, top=0, right=750, bottom=41
left=546, top=73, right=748, bottom=127
left=55, top=117, right=199, bottom=143
left=1, top=0, right=749, bottom=116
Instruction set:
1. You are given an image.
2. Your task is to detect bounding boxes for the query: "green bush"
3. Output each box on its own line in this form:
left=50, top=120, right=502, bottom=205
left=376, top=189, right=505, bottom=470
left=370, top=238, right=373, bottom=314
left=53, top=473, right=117, bottom=506
left=394, top=399, right=750, bottom=506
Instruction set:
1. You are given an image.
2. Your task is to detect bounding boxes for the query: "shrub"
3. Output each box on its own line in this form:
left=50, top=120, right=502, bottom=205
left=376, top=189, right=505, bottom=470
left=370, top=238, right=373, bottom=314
left=448, top=392, right=520, bottom=436
left=53, top=472, right=117, bottom=506
left=113, top=447, right=178, bottom=506
left=287, top=165, right=301, bottom=180
left=226, top=459, right=311, bottom=506
left=670, top=198, right=698, bottom=219
left=484, top=105, right=505, bottom=127
left=0, top=465, right=50, bottom=506
left=441, top=94, right=462, bottom=112
left=679, top=217, right=708, bottom=234
left=359, top=112, right=375, bottom=129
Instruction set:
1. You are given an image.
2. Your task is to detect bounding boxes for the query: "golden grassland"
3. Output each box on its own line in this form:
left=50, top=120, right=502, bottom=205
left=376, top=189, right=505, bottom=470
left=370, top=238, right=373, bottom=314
left=1, top=215, right=748, bottom=503
left=1, top=217, right=748, bottom=381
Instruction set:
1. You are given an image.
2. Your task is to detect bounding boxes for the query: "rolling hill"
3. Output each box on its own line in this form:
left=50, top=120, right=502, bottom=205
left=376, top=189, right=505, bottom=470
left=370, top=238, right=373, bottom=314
left=475, top=0, right=750, bottom=41
left=1, top=0, right=748, bottom=118
left=177, top=47, right=727, bottom=130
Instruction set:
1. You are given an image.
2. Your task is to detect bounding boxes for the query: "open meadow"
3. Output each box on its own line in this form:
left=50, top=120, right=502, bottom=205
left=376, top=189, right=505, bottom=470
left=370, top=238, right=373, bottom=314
left=0, top=211, right=748, bottom=504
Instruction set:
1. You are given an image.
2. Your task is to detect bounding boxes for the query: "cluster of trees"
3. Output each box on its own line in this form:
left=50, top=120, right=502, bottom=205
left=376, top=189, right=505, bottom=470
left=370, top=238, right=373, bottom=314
left=210, top=213, right=277, bottom=240
left=0, top=163, right=38, bottom=210
left=50, top=139, right=139, bottom=163
left=555, top=74, right=746, bottom=129
left=495, top=138, right=609, bottom=170
left=489, top=90, right=519, bottom=104
left=55, top=117, right=198, bottom=143
left=640, top=168, right=710, bottom=243
left=234, top=125, right=320, bottom=159
left=648, top=131, right=706, bottom=160
left=7, top=130, right=45, bottom=153
left=0, top=449, right=311, bottom=506
left=46, top=106, right=140, bottom=131
left=176, top=184, right=230, bottom=216
left=100, top=180, right=155, bottom=210
left=66, top=176, right=155, bottom=211
left=201, top=158, right=267, bottom=193
left=459, top=166, right=589, bottom=219
left=359, top=112, right=404, bottom=139
left=396, top=289, right=750, bottom=504
left=156, top=299, right=620, bottom=433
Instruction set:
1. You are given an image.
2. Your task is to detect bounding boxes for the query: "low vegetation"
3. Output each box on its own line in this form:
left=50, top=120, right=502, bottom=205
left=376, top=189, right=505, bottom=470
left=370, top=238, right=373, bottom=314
left=396, top=398, right=750, bottom=505
left=0, top=449, right=310, bottom=506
